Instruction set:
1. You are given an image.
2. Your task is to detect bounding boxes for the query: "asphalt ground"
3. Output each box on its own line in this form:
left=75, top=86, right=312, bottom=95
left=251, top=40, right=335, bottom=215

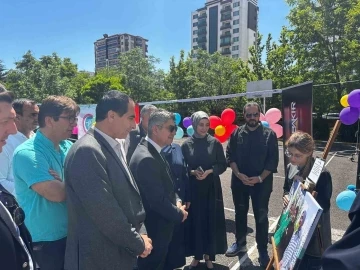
left=172, top=139, right=357, bottom=270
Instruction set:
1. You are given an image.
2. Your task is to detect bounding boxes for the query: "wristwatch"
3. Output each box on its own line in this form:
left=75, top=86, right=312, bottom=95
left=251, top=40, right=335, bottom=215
left=258, top=175, right=263, bottom=183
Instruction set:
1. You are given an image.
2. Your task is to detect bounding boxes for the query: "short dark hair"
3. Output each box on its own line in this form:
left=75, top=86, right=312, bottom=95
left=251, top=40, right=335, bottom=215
left=0, top=83, right=7, bottom=93
left=96, top=90, right=131, bottom=122
left=243, top=102, right=261, bottom=114
left=38, top=96, right=79, bottom=128
left=0, top=91, right=14, bottom=104
left=13, top=99, right=37, bottom=116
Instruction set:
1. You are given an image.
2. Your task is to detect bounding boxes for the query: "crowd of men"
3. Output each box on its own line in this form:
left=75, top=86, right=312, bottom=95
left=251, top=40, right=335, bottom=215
left=0, top=82, right=359, bottom=270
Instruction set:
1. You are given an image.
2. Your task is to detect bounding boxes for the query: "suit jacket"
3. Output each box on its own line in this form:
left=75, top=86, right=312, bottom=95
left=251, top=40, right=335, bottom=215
left=64, top=128, right=146, bottom=270
left=0, top=186, right=33, bottom=270
left=129, top=138, right=183, bottom=270
left=126, top=123, right=146, bottom=163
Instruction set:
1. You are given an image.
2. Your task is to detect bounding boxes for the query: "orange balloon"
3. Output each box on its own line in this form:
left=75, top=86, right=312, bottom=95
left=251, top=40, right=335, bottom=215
left=215, top=125, right=226, bottom=136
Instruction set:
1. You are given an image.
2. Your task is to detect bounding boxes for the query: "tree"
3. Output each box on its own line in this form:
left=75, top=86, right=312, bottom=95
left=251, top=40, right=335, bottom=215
left=0, top=60, right=7, bottom=81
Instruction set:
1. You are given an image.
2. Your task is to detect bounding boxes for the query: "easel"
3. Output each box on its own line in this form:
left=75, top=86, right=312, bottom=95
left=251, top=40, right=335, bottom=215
left=266, top=120, right=341, bottom=270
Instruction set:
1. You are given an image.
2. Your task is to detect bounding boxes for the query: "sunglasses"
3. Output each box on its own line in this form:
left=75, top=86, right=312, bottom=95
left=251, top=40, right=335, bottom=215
left=0, top=192, right=25, bottom=226
left=158, top=124, right=178, bottom=133
left=245, top=113, right=260, bottom=118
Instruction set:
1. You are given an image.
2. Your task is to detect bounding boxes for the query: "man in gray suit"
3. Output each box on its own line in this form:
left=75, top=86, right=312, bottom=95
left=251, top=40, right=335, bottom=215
left=130, top=109, right=188, bottom=270
left=64, top=90, right=153, bottom=270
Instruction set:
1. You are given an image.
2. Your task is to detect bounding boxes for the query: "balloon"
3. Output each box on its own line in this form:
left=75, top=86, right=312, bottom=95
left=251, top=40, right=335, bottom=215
left=72, top=126, right=78, bottom=135
left=174, top=113, right=181, bottom=125
left=261, top=121, right=269, bottom=128
left=174, top=127, right=184, bottom=139
left=340, top=107, right=359, bottom=125
left=209, top=116, right=222, bottom=129
left=348, top=89, right=360, bottom=108
left=336, top=190, right=356, bottom=211
left=260, top=113, right=266, bottom=121
left=270, top=123, right=283, bottom=138
left=265, top=108, right=282, bottom=124
left=186, top=125, right=195, bottom=136
left=347, top=184, right=356, bottom=191
left=221, top=108, right=236, bottom=126
left=215, top=125, right=226, bottom=136
left=135, top=103, right=140, bottom=124
left=183, top=117, right=192, bottom=128
left=225, top=124, right=237, bottom=137
left=215, top=134, right=228, bottom=143
left=340, top=95, right=349, bottom=108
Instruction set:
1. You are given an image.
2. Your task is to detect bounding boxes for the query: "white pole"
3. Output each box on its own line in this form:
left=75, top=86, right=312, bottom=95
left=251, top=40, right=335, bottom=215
left=263, top=97, right=266, bottom=112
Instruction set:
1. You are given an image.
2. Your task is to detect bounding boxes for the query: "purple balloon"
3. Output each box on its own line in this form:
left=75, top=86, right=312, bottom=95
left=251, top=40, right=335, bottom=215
left=348, top=89, right=360, bottom=108
left=183, top=117, right=192, bottom=128
left=340, top=107, right=359, bottom=125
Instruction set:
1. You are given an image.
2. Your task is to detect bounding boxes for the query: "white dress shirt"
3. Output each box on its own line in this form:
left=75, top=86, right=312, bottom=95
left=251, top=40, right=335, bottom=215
left=0, top=131, right=32, bottom=194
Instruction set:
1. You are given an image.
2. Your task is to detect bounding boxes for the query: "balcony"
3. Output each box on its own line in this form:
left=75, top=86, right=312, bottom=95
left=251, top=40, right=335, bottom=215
left=220, top=40, right=231, bottom=47
left=220, top=14, right=231, bottom=22
left=220, top=32, right=231, bottom=39
left=198, top=19, right=207, bottom=27
left=221, top=6, right=232, bottom=13
left=198, top=29, right=207, bottom=36
left=221, top=49, right=231, bottom=55
left=199, top=44, right=207, bottom=50
left=198, top=13, right=207, bottom=19
left=220, top=24, right=231, bottom=30
left=197, top=37, right=207, bottom=44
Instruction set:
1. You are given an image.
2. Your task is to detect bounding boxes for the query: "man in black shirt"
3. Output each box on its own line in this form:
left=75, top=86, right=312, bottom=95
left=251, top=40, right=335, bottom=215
left=225, top=102, right=279, bottom=267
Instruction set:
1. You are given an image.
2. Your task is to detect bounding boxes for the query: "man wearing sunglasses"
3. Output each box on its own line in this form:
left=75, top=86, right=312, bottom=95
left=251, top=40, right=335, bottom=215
left=13, top=96, right=79, bottom=270
left=0, top=98, right=39, bottom=194
left=130, top=109, right=188, bottom=270
left=225, top=102, right=279, bottom=267
left=0, top=90, right=35, bottom=270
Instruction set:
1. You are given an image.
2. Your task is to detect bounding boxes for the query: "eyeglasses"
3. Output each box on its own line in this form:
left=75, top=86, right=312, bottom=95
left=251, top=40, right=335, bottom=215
left=0, top=192, right=25, bottom=226
left=285, top=149, right=305, bottom=160
left=158, top=124, right=178, bottom=133
left=58, top=116, right=78, bottom=124
left=245, top=113, right=260, bottom=118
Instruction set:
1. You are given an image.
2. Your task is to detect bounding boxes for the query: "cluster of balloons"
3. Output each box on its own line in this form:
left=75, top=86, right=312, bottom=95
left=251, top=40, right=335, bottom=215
left=336, top=185, right=357, bottom=211
left=209, top=108, right=238, bottom=143
left=174, top=113, right=185, bottom=139
left=259, top=108, right=283, bottom=138
left=339, top=89, right=360, bottom=125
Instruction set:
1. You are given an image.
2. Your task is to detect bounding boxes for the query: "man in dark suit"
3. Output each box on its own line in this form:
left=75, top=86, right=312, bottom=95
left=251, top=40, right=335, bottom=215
left=64, top=91, right=152, bottom=270
left=126, top=104, right=157, bottom=163
left=130, top=109, right=188, bottom=270
left=0, top=90, right=34, bottom=270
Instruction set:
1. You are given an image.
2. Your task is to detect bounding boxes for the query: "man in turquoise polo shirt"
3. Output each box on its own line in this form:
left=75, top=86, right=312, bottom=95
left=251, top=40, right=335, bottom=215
left=13, top=96, right=79, bottom=270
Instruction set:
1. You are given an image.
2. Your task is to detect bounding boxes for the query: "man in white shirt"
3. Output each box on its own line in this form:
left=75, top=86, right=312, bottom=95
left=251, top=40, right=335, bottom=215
left=0, top=99, right=39, bottom=193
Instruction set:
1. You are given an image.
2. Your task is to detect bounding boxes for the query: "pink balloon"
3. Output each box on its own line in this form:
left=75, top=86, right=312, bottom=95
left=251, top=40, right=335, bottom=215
left=72, top=126, right=78, bottom=135
left=270, top=123, right=283, bottom=138
left=260, top=113, right=266, bottom=121
left=265, top=108, right=282, bottom=124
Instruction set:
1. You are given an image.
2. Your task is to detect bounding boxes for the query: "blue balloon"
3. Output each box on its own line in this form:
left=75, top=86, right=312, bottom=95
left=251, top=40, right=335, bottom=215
left=187, top=125, right=195, bottom=136
left=336, top=190, right=356, bottom=211
left=174, top=127, right=184, bottom=139
left=174, top=113, right=181, bottom=125
left=261, top=121, right=270, bottom=128
left=347, top=184, right=356, bottom=191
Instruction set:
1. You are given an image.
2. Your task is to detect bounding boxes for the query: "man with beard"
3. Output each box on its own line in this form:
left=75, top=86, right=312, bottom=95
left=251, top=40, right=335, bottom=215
left=0, top=99, right=39, bottom=194
left=225, top=102, right=279, bottom=267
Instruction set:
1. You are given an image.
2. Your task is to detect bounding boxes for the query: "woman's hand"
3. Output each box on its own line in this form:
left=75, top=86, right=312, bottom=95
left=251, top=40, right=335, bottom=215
left=197, top=169, right=212, bottom=180
left=191, top=170, right=203, bottom=179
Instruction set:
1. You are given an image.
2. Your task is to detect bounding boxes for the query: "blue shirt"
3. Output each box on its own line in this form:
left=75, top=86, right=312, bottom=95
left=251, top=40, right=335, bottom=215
left=13, top=131, right=72, bottom=242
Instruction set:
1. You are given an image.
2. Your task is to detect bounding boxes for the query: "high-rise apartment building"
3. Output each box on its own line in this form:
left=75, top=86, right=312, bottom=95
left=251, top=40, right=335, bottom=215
left=94, top=33, right=148, bottom=70
left=191, top=0, right=258, bottom=60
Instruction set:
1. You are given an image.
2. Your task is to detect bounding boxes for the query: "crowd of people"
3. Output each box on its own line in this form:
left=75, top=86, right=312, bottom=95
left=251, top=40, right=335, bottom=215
left=0, top=83, right=359, bottom=270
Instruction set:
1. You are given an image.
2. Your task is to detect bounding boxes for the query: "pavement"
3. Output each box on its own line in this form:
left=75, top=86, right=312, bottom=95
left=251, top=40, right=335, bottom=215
left=172, top=138, right=356, bottom=270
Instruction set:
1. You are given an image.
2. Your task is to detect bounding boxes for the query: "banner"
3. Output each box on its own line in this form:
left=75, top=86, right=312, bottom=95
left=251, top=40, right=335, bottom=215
left=282, top=82, right=313, bottom=168
left=77, top=105, right=96, bottom=138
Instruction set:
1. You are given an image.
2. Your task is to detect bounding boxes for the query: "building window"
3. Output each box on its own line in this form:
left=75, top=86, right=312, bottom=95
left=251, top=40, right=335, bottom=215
left=233, top=11, right=239, bottom=16
left=193, top=38, right=198, bottom=42
left=193, top=46, right=198, bottom=50
left=120, top=36, right=123, bottom=39
left=233, top=37, right=239, bottom=42
left=232, top=45, right=239, bottom=51
left=232, top=54, right=239, bottom=58
left=233, top=28, right=239, bottom=33
left=233, top=2, right=240, bottom=7
left=193, top=14, right=198, bottom=19
left=193, top=30, right=198, bottom=35
left=233, top=19, right=239, bottom=25
left=193, top=22, right=198, bottom=27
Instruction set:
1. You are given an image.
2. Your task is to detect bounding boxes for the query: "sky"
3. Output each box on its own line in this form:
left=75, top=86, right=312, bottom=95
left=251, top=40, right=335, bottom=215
left=0, top=0, right=289, bottom=72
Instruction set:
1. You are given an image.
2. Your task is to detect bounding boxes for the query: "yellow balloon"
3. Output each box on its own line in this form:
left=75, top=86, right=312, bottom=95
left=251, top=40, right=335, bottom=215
left=215, top=125, right=226, bottom=136
left=340, top=95, right=349, bottom=107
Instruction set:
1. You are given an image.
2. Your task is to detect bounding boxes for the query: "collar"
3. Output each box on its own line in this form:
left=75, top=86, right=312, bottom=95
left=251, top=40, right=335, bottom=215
left=94, top=127, right=120, bottom=150
left=145, top=136, right=162, bottom=153
left=36, top=130, right=63, bottom=151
